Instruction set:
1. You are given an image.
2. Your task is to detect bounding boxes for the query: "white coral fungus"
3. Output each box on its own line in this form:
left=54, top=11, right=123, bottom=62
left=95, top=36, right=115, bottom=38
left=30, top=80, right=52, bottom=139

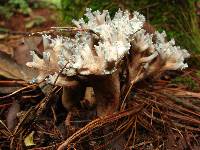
left=154, top=31, right=190, bottom=70
left=26, top=8, right=189, bottom=85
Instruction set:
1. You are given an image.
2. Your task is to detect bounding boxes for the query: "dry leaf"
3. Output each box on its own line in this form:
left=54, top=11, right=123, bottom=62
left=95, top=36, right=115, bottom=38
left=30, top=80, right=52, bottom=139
left=0, top=34, right=8, bottom=40
left=6, top=100, right=20, bottom=131
left=8, top=37, right=42, bottom=65
left=0, top=87, right=23, bottom=94
left=0, top=44, right=14, bottom=56
left=0, top=52, right=37, bottom=80
left=24, top=131, right=36, bottom=146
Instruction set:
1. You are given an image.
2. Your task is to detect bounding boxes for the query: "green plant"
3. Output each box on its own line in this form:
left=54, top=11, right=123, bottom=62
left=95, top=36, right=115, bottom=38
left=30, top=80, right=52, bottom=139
left=0, top=0, right=61, bottom=18
left=171, top=76, right=199, bottom=91
left=0, top=0, right=31, bottom=18
left=0, top=5, right=13, bottom=19
left=60, top=0, right=124, bottom=24
left=9, top=0, right=31, bottom=14
left=60, top=0, right=200, bottom=54
left=163, top=0, right=200, bottom=54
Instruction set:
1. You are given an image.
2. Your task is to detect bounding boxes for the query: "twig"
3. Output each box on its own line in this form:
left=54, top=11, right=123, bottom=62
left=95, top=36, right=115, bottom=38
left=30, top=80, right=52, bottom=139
left=144, top=111, right=200, bottom=132
left=164, top=93, right=200, bottom=112
left=57, top=105, right=144, bottom=150
left=0, top=80, right=27, bottom=87
left=0, top=82, right=42, bottom=100
left=0, top=120, right=12, bottom=137
left=121, top=68, right=143, bottom=110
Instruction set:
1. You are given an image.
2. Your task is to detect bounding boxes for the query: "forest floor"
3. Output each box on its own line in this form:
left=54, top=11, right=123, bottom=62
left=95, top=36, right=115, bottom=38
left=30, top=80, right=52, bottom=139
left=0, top=8, right=200, bottom=150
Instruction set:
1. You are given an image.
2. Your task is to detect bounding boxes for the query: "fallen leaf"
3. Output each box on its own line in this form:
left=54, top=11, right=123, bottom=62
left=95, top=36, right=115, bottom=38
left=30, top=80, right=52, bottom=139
left=24, top=36, right=43, bottom=54
left=7, top=36, right=42, bottom=65
left=0, top=86, right=23, bottom=94
left=12, top=38, right=33, bottom=65
left=0, top=34, right=8, bottom=39
left=24, top=131, right=36, bottom=146
left=6, top=100, right=20, bottom=131
left=0, top=27, right=9, bottom=39
left=0, top=44, right=14, bottom=56
left=0, top=51, right=37, bottom=80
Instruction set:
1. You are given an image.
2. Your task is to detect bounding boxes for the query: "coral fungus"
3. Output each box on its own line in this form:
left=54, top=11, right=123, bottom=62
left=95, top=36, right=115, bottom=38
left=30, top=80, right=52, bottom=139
left=26, top=8, right=189, bottom=117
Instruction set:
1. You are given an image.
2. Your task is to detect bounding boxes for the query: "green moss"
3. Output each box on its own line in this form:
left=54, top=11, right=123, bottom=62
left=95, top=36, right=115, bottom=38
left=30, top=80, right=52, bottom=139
left=171, top=76, right=199, bottom=91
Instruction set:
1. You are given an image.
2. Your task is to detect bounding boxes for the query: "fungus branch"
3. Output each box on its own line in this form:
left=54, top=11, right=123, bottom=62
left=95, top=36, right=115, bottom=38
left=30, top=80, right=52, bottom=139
left=26, top=8, right=189, bottom=117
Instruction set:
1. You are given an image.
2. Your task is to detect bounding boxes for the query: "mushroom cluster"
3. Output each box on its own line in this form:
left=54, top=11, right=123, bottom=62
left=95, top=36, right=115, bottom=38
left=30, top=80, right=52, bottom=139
left=26, top=8, right=189, bottom=116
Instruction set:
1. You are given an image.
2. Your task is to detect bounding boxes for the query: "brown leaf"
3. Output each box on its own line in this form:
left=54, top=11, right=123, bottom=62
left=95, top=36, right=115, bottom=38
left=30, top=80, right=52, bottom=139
left=6, top=100, right=20, bottom=131
left=0, top=52, right=37, bottom=80
left=8, top=37, right=42, bottom=65
left=0, top=44, right=14, bottom=57
left=0, top=86, right=23, bottom=94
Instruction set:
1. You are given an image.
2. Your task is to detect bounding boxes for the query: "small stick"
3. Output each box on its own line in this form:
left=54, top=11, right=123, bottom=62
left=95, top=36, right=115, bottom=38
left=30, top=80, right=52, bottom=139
left=57, top=105, right=144, bottom=150
left=0, top=80, right=27, bottom=87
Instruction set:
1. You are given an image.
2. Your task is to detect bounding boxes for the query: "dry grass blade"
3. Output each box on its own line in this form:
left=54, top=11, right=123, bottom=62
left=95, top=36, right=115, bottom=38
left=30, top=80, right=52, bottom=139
left=13, top=107, right=35, bottom=136
left=166, top=112, right=200, bottom=125
left=163, top=93, right=200, bottom=112
left=35, top=86, right=60, bottom=116
left=0, top=83, right=40, bottom=100
left=0, top=120, right=12, bottom=137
